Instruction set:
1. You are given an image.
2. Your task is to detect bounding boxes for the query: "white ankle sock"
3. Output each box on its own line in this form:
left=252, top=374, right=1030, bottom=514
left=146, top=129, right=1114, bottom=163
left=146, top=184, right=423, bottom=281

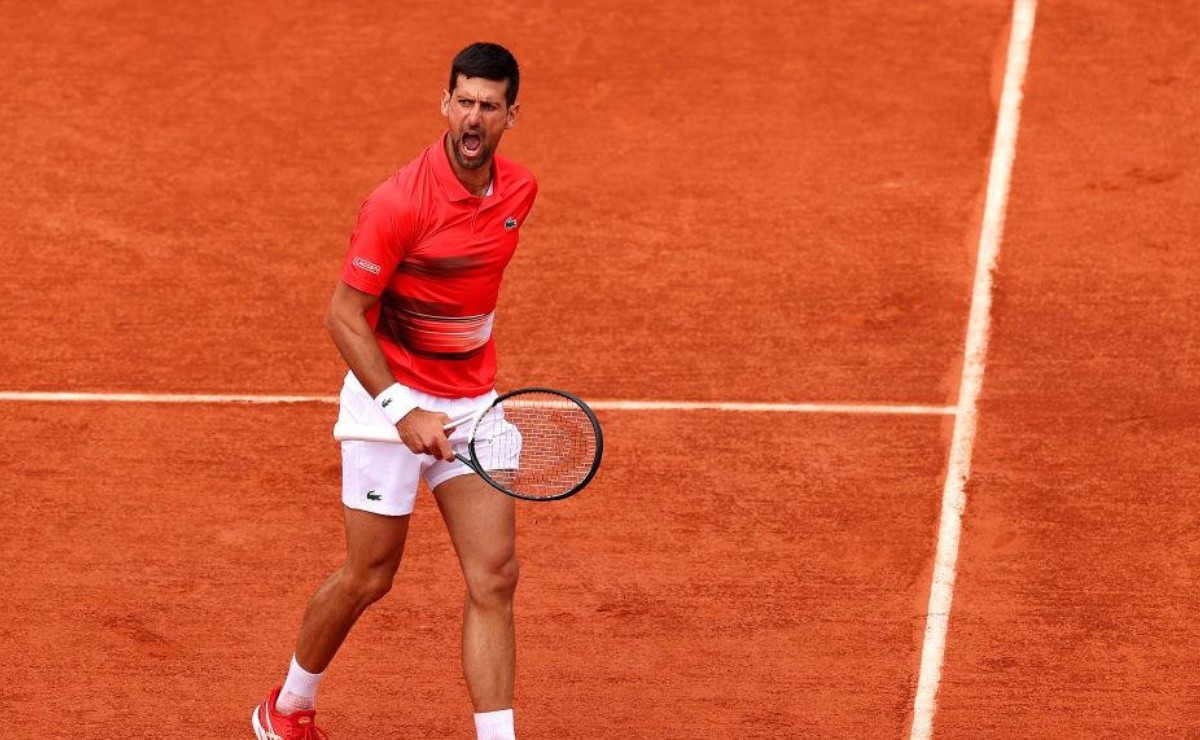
left=474, top=708, right=515, bottom=740
left=276, top=655, right=323, bottom=714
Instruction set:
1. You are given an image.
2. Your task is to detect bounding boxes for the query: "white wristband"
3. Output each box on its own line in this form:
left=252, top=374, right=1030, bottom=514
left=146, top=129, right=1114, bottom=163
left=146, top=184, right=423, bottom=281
left=374, top=382, right=415, bottom=426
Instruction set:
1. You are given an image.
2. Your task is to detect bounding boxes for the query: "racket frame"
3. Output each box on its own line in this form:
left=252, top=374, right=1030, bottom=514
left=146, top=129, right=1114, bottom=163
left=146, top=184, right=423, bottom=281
left=462, top=387, right=604, bottom=502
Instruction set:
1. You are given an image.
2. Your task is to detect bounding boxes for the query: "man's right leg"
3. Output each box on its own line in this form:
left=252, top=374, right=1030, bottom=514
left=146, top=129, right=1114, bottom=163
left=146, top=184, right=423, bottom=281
left=281, top=506, right=410, bottom=708
left=255, top=507, right=409, bottom=738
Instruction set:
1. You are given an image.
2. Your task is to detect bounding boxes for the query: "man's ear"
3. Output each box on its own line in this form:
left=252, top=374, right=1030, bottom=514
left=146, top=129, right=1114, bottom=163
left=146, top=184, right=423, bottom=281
left=505, top=102, right=521, bottom=130
left=440, top=90, right=451, bottom=116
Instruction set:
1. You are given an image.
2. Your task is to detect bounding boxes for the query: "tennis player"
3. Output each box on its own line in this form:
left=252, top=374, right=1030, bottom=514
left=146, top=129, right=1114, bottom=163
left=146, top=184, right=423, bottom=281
left=253, top=42, right=535, bottom=740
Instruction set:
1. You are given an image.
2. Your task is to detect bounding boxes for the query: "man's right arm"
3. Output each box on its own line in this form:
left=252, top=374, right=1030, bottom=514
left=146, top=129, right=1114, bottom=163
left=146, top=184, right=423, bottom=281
left=325, top=281, right=454, bottom=461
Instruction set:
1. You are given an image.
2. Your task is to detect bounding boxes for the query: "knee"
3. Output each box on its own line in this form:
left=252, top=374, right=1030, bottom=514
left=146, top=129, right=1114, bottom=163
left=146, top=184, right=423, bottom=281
left=466, top=555, right=520, bottom=609
left=340, top=564, right=395, bottom=606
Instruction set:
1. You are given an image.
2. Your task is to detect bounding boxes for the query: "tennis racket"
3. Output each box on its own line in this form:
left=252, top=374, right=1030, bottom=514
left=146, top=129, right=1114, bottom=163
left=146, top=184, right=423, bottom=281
left=333, top=387, right=604, bottom=501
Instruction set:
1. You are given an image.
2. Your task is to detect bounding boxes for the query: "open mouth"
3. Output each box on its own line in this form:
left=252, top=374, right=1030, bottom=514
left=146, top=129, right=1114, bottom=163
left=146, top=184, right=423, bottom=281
left=461, top=131, right=483, bottom=157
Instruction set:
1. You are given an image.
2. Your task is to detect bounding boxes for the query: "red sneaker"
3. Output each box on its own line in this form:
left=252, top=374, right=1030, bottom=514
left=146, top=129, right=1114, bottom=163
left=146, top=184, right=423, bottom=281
left=251, top=686, right=329, bottom=739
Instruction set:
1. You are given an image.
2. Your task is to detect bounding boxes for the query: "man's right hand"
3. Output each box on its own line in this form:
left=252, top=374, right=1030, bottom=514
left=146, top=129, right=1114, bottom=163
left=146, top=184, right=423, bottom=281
left=396, top=408, right=455, bottom=461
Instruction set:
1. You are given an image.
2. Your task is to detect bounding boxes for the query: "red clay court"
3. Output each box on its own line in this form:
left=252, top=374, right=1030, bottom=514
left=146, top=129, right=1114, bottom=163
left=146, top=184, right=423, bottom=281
left=2, top=1, right=1198, bottom=737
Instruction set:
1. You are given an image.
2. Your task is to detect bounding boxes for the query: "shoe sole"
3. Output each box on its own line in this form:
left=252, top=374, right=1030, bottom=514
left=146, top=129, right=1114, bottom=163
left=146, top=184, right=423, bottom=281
left=251, top=706, right=270, bottom=740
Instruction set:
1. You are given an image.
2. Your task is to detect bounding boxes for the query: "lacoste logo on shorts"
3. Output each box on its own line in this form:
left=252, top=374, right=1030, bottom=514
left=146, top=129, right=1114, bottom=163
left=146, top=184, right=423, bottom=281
left=366, top=490, right=381, bottom=501
left=504, top=217, right=518, bottom=230
left=352, top=256, right=382, bottom=275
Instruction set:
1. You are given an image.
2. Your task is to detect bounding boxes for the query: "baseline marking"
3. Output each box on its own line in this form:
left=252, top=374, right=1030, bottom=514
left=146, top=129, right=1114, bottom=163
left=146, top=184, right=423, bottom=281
left=0, top=391, right=955, bottom=416
left=0, top=392, right=329, bottom=405
left=909, top=1, right=1037, bottom=738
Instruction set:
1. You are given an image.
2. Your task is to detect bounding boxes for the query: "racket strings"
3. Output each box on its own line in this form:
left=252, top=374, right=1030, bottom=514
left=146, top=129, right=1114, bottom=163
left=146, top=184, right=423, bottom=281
left=473, top=393, right=599, bottom=500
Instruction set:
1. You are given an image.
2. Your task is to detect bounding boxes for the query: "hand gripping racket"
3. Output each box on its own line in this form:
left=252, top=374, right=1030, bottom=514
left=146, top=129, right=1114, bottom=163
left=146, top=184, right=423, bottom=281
left=333, top=387, right=604, bottom=501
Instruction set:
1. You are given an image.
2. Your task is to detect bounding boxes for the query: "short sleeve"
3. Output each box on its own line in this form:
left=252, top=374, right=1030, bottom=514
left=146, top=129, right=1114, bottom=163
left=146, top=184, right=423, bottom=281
left=526, top=176, right=538, bottom=216
left=339, top=189, right=415, bottom=295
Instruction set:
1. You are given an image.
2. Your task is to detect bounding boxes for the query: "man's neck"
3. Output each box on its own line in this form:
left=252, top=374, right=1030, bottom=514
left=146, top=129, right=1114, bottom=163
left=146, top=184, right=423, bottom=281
left=445, top=137, right=492, bottom=197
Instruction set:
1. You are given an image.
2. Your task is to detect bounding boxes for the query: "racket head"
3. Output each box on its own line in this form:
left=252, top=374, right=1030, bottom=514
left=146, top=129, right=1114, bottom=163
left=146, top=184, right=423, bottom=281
left=463, top=387, right=604, bottom=501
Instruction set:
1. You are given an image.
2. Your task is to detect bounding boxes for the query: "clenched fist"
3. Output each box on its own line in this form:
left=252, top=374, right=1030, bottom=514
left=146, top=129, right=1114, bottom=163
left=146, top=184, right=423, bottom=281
left=395, top=408, right=456, bottom=462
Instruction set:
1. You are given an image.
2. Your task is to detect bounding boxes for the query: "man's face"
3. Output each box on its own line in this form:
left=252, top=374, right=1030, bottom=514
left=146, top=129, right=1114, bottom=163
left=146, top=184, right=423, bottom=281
left=440, top=74, right=518, bottom=172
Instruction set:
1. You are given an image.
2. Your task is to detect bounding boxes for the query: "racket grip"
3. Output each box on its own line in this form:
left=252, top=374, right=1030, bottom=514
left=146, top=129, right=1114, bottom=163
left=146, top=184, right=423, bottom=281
left=335, top=406, right=481, bottom=442
left=333, top=420, right=402, bottom=443
left=444, top=410, right=478, bottom=429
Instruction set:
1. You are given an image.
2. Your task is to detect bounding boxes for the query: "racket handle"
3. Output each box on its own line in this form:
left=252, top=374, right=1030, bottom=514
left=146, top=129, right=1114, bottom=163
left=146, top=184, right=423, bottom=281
left=333, top=415, right=477, bottom=443
left=333, top=422, right=479, bottom=468
left=444, top=410, right=477, bottom=429
left=333, top=420, right=402, bottom=443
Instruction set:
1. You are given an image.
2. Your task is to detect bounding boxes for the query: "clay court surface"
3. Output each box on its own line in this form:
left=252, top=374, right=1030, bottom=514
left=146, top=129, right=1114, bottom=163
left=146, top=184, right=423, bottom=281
left=2, top=1, right=1197, bottom=737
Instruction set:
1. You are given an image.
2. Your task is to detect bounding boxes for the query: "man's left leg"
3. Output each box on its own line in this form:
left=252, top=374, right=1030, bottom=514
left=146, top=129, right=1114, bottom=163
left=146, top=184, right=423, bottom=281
left=433, top=473, right=519, bottom=738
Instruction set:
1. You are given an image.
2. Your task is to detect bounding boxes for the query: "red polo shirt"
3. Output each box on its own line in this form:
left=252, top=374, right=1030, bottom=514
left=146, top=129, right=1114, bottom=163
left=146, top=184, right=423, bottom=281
left=339, top=134, right=538, bottom=397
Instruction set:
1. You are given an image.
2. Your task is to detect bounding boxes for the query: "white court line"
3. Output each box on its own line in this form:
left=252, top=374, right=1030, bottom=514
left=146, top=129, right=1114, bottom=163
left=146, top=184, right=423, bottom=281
left=588, top=400, right=954, bottom=415
left=0, top=391, right=330, bottom=405
left=909, top=1, right=1037, bottom=738
left=0, top=391, right=955, bottom=415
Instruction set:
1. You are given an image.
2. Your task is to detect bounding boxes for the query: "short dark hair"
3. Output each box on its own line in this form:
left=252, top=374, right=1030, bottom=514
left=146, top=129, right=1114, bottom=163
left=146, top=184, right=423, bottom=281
left=448, top=42, right=520, bottom=106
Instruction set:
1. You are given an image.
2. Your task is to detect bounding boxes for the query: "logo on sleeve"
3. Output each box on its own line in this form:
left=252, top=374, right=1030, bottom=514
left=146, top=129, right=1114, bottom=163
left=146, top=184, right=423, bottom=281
left=352, top=256, right=382, bottom=275
left=504, top=217, right=518, bottom=230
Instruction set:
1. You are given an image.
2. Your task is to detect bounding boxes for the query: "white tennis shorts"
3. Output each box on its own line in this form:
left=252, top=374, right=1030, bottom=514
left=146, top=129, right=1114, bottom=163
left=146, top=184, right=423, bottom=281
left=338, top=372, right=501, bottom=516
